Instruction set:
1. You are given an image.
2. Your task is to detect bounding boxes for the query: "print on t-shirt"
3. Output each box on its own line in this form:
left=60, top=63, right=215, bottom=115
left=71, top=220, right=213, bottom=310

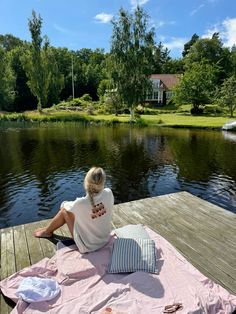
left=91, top=202, right=106, bottom=219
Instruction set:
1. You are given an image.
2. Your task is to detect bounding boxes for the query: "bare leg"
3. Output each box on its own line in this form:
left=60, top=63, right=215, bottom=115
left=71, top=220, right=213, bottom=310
left=34, top=208, right=75, bottom=238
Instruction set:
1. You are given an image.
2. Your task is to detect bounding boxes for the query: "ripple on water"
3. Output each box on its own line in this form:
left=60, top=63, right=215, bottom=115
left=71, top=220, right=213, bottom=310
left=1, top=125, right=236, bottom=227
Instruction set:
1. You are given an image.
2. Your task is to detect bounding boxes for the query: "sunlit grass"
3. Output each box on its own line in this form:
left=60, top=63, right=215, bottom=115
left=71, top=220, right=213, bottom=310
left=142, top=114, right=231, bottom=128
left=0, top=109, right=234, bottom=129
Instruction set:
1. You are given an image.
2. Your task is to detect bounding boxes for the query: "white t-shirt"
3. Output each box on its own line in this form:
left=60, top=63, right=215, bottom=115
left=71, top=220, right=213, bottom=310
left=61, top=188, right=114, bottom=253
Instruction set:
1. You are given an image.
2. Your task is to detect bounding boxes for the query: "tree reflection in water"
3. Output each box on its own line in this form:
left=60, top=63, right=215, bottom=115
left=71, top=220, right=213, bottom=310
left=0, top=122, right=236, bottom=228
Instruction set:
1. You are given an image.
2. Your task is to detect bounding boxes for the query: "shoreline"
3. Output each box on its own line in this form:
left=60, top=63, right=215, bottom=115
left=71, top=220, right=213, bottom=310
left=0, top=110, right=235, bottom=131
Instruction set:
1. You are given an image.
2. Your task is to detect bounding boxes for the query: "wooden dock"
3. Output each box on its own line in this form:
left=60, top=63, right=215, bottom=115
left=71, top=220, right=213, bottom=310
left=1, top=191, right=236, bottom=312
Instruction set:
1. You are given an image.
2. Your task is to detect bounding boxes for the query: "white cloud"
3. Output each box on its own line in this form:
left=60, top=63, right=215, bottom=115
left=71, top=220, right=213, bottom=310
left=163, top=37, right=187, bottom=51
left=222, top=18, right=236, bottom=47
left=202, top=18, right=236, bottom=47
left=130, top=0, right=150, bottom=10
left=190, top=3, right=205, bottom=16
left=202, top=24, right=220, bottom=38
left=94, top=13, right=113, bottom=24
left=156, top=20, right=176, bottom=28
left=53, top=23, right=71, bottom=34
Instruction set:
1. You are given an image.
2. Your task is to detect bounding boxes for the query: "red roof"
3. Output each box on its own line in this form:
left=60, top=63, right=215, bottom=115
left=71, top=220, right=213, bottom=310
left=150, top=74, right=180, bottom=90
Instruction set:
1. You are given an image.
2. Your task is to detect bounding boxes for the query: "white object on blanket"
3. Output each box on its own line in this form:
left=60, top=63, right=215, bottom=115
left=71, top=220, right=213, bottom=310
left=16, top=277, right=60, bottom=303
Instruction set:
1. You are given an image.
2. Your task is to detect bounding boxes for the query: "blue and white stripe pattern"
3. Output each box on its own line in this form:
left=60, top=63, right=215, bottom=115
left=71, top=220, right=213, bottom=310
left=108, top=238, right=157, bottom=273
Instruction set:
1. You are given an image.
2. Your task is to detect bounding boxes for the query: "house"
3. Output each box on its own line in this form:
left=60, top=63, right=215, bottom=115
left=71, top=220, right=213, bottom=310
left=145, top=74, right=180, bottom=106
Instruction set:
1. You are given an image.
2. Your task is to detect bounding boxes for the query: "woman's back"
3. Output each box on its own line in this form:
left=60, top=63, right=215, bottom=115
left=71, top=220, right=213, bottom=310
left=63, top=188, right=114, bottom=253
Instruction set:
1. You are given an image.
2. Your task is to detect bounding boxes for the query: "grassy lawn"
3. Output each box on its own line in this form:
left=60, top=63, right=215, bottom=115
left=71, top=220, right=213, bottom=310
left=0, top=108, right=234, bottom=129
left=141, top=113, right=231, bottom=128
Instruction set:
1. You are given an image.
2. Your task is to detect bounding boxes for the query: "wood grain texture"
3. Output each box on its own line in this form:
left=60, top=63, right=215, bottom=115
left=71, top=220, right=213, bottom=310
left=0, top=191, right=236, bottom=312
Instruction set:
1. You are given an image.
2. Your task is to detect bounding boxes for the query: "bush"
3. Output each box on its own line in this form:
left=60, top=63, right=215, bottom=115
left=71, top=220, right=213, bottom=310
left=117, top=108, right=130, bottom=114
left=70, top=98, right=82, bottom=106
left=80, top=94, right=92, bottom=102
left=204, top=105, right=224, bottom=115
left=135, top=105, right=144, bottom=114
left=191, top=107, right=204, bottom=115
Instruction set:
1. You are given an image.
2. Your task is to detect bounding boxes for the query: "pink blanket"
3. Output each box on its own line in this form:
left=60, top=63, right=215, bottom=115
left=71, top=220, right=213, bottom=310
left=1, top=227, right=236, bottom=314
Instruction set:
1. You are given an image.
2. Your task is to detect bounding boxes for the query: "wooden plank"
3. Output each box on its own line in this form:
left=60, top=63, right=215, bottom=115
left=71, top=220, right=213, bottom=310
left=1, top=228, right=16, bottom=314
left=13, top=225, right=31, bottom=272
left=24, top=221, right=44, bottom=265
left=37, top=221, right=56, bottom=258
left=169, top=192, right=236, bottom=233
left=180, top=191, right=236, bottom=222
left=0, top=191, right=236, bottom=308
left=139, top=197, right=236, bottom=258
left=139, top=194, right=236, bottom=245
left=1, top=228, right=16, bottom=279
left=112, top=210, right=131, bottom=228
left=0, top=295, right=12, bottom=314
left=113, top=198, right=236, bottom=294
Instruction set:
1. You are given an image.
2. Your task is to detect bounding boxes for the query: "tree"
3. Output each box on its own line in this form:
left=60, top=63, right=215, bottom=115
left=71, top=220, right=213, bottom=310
left=163, top=58, right=184, bottom=74
left=0, top=34, right=25, bottom=51
left=216, top=76, right=236, bottom=117
left=21, top=11, right=63, bottom=112
left=230, top=45, right=236, bottom=76
left=9, top=46, right=37, bottom=111
left=152, top=42, right=171, bottom=73
left=182, top=33, right=199, bottom=57
left=46, top=47, right=64, bottom=106
left=174, top=62, right=217, bottom=114
left=184, top=33, right=231, bottom=84
left=0, top=47, right=15, bottom=111
left=110, top=6, right=155, bottom=121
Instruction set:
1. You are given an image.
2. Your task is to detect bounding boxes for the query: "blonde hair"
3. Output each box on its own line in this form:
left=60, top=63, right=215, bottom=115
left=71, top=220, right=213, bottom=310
left=84, top=167, right=106, bottom=207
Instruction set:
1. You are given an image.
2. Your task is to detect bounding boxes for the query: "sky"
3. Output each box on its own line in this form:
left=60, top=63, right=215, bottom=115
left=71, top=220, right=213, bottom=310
left=0, top=0, right=236, bottom=58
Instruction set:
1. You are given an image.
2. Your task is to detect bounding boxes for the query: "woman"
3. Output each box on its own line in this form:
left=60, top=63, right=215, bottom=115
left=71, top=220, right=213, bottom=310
left=34, top=167, right=114, bottom=253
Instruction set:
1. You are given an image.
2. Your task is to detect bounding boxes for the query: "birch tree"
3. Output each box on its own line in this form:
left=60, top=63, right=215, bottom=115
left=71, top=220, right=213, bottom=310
left=110, top=7, right=155, bottom=121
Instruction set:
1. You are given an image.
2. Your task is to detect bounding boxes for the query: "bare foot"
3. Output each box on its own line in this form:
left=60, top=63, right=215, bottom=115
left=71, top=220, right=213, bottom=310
left=34, top=227, right=53, bottom=238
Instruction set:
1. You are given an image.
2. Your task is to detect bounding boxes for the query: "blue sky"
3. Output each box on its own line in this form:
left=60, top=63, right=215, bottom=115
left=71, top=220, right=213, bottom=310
left=0, top=0, right=235, bottom=58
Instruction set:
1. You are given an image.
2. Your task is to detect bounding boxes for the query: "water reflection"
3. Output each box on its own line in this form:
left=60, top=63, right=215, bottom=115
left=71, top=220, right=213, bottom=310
left=0, top=123, right=236, bottom=228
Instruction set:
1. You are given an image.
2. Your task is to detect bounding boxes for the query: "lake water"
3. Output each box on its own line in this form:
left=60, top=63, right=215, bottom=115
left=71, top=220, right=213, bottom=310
left=0, top=122, right=236, bottom=228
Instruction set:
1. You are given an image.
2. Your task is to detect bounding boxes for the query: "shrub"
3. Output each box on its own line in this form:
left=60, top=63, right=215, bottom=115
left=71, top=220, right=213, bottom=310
left=135, top=105, right=144, bottom=114
left=204, top=105, right=224, bottom=115
left=80, top=94, right=92, bottom=102
left=191, top=107, right=204, bottom=115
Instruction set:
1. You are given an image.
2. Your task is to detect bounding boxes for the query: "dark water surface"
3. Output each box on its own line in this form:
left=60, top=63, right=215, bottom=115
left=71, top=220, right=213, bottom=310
left=0, top=122, right=236, bottom=228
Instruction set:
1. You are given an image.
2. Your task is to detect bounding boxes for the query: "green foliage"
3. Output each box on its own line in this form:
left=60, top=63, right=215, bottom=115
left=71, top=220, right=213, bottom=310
left=174, top=63, right=217, bottom=113
left=80, top=93, right=92, bottom=102
left=182, top=33, right=199, bottom=57
left=184, top=33, right=232, bottom=83
left=0, top=47, right=15, bottom=110
left=163, top=58, right=184, bottom=74
left=55, top=94, right=94, bottom=112
left=9, top=46, right=37, bottom=111
left=103, top=88, right=123, bottom=115
left=230, top=46, right=236, bottom=76
left=135, top=105, right=158, bottom=115
left=97, top=79, right=109, bottom=99
left=152, top=42, right=171, bottom=73
left=21, top=11, right=63, bottom=112
left=216, top=75, right=236, bottom=117
left=0, top=34, right=25, bottom=51
left=109, top=6, right=155, bottom=121
left=204, top=104, right=224, bottom=115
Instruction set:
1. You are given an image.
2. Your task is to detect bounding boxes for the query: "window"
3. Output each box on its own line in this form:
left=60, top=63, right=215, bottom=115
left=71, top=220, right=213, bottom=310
left=153, top=92, right=159, bottom=100
left=146, top=92, right=153, bottom=100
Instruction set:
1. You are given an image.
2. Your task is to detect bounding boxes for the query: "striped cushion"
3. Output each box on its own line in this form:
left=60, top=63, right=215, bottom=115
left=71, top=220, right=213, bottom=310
left=108, top=238, right=157, bottom=273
